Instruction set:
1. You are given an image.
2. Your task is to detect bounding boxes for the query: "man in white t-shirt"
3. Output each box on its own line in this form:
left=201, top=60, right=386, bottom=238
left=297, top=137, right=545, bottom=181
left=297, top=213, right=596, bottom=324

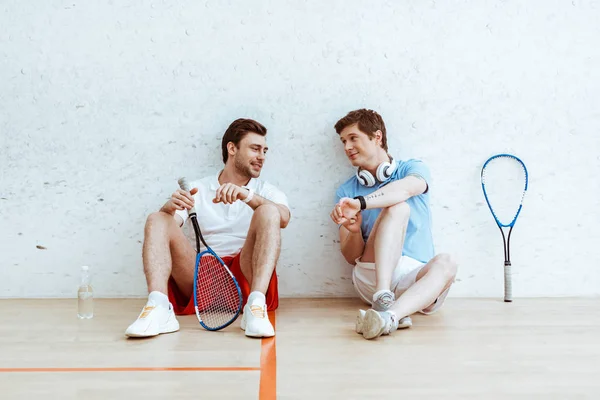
left=125, top=119, right=291, bottom=338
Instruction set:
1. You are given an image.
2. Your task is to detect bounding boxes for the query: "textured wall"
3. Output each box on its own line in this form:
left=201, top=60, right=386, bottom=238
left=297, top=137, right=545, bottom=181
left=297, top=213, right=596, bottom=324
left=1, top=1, right=599, bottom=298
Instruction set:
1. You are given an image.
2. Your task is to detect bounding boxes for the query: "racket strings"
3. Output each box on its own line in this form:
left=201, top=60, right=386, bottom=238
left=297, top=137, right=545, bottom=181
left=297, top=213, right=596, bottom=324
left=195, top=254, right=241, bottom=329
left=482, top=156, right=527, bottom=226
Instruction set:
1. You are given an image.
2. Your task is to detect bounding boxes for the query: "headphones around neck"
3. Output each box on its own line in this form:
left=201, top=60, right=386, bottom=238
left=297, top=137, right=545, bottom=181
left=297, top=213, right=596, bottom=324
left=356, top=156, right=398, bottom=187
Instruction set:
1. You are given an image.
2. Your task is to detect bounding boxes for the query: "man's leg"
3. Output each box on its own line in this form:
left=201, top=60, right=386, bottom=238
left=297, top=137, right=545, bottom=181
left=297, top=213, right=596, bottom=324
left=361, top=254, right=457, bottom=339
left=389, top=253, right=457, bottom=318
left=142, top=212, right=197, bottom=296
left=125, top=212, right=196, bottom=338
left=361, top=202, right=410, bottom=309
left=238, top=204, right=281, bottom=337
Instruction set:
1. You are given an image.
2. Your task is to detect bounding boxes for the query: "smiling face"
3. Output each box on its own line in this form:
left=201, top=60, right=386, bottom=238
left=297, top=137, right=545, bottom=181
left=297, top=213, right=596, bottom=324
left=230, top=132, right=268, bottom=179
left=220, top=118, right=268, bottom=179
left=338, top=123, right=383, bottom=169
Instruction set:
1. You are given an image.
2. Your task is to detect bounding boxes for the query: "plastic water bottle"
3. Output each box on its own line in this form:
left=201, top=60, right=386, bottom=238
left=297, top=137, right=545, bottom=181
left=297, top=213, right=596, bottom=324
left=77, top=265, right=94, bottom=319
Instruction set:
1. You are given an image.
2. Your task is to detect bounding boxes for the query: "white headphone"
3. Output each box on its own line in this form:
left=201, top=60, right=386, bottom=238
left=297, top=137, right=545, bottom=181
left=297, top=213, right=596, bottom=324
left=356, top=156, right=398, bottom=187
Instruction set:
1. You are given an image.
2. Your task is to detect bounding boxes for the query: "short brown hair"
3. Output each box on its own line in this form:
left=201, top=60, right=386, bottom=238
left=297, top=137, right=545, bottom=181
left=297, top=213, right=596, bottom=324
left=334, top=109, right=388, bottom=151
left=221, top=118, right=267, bottom=163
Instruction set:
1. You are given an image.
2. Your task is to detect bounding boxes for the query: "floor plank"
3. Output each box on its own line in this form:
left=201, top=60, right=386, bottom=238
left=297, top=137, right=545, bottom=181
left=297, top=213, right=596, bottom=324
left=1, top=298, right=599, bottom=399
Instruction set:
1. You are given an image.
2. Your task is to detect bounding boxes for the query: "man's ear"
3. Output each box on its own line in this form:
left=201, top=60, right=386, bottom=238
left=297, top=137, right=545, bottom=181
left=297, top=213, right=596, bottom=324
left=227, top=141, right=237, bottom=157
left=374, top=130, right=383, bottom=146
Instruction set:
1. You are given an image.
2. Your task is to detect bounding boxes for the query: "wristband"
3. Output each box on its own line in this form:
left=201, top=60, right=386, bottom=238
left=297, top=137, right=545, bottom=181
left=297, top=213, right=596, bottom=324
left=242, top=187, right=254, bottom=203
left=353, top=195, right=366, bottom=210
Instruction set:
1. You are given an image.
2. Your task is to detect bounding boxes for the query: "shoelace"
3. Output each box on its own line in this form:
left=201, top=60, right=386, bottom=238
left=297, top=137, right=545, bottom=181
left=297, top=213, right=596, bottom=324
left=377, top=293, right=394, bottom=308
left=250, top=305, right=266, bottom=319
left=373, top=290, right=395, bottom=311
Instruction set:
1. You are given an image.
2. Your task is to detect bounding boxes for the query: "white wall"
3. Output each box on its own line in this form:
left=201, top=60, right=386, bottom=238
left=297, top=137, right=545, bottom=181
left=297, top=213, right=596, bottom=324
left=1, top=1, right=599, bottom=299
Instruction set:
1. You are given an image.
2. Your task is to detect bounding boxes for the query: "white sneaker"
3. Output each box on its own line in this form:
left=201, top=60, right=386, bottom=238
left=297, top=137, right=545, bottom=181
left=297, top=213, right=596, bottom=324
left=355, top=310, right=412, bottom=335
left=356, top=309, right=412, bottom=339
left=355, top=309, right=368, bottom=334
left=361, top=309, right=392, bottom=339
left=125, top=301, right=180, bottom=338
left=356, top=309, right=412, bottom=335
left=398, top=315, right=413, bottom=329
left=240, top=302, right=274, bottom=338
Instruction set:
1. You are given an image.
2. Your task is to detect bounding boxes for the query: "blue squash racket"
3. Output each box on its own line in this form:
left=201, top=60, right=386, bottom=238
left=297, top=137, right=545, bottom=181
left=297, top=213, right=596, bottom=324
left=481, top=154, right=529, bottom=302
left=178, top=177, right=242, bottom=330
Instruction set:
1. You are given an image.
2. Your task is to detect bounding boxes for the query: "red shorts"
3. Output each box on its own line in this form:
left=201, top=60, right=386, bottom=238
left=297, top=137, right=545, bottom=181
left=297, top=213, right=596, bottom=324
left=167, top=253, right=279, bottom=315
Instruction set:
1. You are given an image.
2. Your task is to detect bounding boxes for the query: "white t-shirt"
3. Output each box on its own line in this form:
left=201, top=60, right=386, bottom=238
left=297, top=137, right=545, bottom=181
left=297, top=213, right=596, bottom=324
left=175, top=172, right=289, bottom=257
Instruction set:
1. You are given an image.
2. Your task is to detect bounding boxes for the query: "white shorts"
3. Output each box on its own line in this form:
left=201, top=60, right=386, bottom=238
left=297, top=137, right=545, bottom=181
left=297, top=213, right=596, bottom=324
left=352, top=255, right=450, bottom=315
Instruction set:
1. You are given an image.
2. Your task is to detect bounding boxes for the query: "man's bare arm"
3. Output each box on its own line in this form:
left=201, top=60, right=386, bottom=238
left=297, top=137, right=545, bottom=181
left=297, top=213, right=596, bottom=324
left=361, top=175, right=427, bottom=209
left=213, top=183, right=290, bottom=229
left=339, top=225, right=364, bottom=265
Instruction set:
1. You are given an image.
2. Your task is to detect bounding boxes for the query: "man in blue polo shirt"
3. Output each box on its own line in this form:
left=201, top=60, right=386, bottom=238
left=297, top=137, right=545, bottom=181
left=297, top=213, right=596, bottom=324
left=330, top=109, right=458, bottom=340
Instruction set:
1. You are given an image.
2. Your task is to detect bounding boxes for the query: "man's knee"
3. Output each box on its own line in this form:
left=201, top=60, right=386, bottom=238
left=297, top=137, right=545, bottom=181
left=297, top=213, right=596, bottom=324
left=145, top=212, right=176, bottom=233
left=384, top=201, right=410, bottom=220
left=431, top=253, right=458, bottom=281
left=253, top=204, right=280, bottom=224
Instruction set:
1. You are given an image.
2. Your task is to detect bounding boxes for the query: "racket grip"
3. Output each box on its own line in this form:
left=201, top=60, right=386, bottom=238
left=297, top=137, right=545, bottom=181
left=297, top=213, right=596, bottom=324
left=177, top=177, right=197, bottom=215
left=504, top=261, right=512, bottom=302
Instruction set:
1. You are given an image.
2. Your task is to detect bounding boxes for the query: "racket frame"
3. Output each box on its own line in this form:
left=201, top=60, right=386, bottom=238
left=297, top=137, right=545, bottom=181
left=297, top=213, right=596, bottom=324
left=179, top=178, right=243, bottom=331
left=481, top=154, right=529, bottom=302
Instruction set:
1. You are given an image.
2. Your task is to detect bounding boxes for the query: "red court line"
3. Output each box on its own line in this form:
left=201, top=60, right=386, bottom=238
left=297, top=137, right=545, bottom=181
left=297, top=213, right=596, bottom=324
left=259, top=310, right=277, bottom=400
left=0, top=367, right=259, bottom=373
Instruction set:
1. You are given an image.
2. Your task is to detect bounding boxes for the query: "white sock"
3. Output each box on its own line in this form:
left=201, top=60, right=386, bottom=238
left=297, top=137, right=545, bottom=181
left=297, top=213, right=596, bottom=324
left=148, top=291, right=169, bottom=308
left=247, top=291, right=266, bottom=306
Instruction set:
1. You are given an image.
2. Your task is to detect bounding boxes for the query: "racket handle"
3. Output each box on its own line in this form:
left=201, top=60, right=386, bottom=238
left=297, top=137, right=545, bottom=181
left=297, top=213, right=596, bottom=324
left=177, top=177, right=197, bottom=215
left=504, top=261, right=512, bottom=302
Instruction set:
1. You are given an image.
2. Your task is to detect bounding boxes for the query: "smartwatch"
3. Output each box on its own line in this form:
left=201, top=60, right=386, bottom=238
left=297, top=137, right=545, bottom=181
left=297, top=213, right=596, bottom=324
left=353, top=195, right=366, bottom=210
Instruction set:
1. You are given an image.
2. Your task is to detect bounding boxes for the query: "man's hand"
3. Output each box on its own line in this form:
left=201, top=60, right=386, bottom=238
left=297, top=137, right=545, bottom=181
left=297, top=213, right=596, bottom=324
left=162, top=187, right=198, bottom=215
left=213, top=183, right=250, bottom=204
left=330, top=197, right=362, bottom=233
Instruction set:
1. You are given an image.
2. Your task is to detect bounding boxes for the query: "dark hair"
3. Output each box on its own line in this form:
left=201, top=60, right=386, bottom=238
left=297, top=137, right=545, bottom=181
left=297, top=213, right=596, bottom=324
left=221, top=118, right=267, bottom=163
left=334, top=109, right=388, bottom=151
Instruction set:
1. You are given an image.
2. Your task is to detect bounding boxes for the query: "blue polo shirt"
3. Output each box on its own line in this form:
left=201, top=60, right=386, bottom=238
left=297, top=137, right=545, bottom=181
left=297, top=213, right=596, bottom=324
left=335, top=158, right=435, bottom=263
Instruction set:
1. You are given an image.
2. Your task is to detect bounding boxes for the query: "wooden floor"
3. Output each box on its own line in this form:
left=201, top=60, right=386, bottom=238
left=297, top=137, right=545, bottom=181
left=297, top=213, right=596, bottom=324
left=1, top=298, right=599, bottom=399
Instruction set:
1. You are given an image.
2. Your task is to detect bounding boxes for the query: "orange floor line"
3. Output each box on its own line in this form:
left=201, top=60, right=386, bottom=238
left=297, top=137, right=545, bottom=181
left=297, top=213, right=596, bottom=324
left=0, top=367, right=260, bottom=373
left=259, top=310, right=277, bottom=400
